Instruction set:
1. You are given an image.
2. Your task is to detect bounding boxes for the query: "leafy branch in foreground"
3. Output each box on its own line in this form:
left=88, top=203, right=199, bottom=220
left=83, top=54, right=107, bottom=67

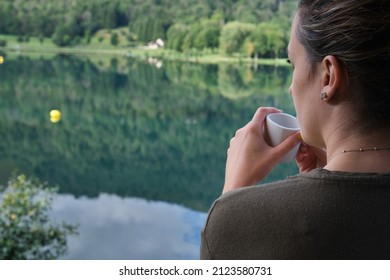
left=0, top=174, right=77, bottom=259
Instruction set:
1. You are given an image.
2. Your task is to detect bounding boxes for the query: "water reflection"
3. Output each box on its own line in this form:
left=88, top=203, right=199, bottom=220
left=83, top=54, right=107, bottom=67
left=0, top=55, right=297, bottom=212
left=1, top=54, right=298, bottom=259
left=51, top=194, right=207, bottom=260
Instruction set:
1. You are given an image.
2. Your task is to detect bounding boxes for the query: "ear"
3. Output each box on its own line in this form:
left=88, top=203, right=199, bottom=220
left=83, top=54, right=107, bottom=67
left=320, top=55, right=345, bottom=101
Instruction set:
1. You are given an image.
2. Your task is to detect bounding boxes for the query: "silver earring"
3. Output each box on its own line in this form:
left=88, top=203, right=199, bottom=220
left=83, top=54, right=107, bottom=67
left=320, top=92, right=328, bottom=101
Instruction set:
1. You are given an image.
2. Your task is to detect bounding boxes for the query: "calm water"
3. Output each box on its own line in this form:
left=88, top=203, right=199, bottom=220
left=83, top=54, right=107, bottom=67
left=0, top=53, right=297, bottom=259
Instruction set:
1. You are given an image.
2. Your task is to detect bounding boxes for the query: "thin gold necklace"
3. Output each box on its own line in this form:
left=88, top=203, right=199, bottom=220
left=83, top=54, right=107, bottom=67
left=330, top=147, right=390, bottom=159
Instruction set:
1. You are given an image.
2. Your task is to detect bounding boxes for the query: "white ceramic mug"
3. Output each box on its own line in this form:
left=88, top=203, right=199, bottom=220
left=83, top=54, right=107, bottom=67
left=265, top=113, right=300, bottom=163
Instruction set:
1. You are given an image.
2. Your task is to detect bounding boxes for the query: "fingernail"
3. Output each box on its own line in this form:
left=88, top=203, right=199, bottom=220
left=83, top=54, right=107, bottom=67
left=297, top=132, right=303, bottom=142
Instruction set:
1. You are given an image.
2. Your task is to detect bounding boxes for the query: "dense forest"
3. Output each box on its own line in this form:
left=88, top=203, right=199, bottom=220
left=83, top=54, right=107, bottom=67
left=0, top=0, right=296, bottom=57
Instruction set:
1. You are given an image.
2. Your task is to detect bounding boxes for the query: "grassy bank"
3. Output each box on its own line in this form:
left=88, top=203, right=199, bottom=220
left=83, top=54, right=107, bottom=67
left=0, top=33, right=288, bottom=66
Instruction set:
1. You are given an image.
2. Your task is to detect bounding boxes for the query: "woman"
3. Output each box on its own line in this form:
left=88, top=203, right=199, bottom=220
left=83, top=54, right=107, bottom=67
left=201, top=0, right=390, bottom=259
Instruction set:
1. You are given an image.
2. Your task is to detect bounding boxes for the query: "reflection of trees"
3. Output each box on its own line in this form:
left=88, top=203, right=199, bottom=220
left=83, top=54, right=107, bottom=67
left=218, top=64, right=257, bottom=99
left=0, top=55, right=297, bottom=211
left=217, top=64, right=292, bottom=102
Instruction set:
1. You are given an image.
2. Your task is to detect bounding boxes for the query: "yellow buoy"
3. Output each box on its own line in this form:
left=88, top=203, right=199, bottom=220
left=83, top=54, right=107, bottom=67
left=50, top=109, right=61, bottom=123
left=0, top=56, right=4, bottom=64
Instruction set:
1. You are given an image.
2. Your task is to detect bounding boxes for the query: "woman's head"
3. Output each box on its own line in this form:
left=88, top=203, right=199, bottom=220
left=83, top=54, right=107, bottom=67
left=296, top=0, right=390, bottom=132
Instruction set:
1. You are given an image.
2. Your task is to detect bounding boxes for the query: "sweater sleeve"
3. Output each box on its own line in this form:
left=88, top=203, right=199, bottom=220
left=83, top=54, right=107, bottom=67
left=200, top=198, right=219, bottom=259
left=200, top=228, right=211, bottom=259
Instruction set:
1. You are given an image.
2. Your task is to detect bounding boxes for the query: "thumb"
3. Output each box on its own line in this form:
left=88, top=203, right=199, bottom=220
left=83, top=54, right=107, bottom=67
left=273, top=132, right=302, bottom=157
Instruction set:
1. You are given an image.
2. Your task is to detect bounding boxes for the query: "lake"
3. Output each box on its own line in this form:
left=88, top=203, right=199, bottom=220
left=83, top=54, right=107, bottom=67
left=0, top=52, right=298, bottom=259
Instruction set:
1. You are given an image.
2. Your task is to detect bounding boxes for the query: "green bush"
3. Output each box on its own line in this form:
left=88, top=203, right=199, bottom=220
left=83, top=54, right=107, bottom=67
left=0, top=174, right=77, bottom=259
left=110, top=33, right=119, bottom=46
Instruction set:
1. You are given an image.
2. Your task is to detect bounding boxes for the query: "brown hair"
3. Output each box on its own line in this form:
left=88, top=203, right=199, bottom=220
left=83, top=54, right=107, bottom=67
left=297, top=0, right=390, bottom=131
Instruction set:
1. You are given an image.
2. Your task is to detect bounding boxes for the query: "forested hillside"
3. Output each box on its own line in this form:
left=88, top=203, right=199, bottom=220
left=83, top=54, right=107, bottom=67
left=0, top=0, right=296, bottom=57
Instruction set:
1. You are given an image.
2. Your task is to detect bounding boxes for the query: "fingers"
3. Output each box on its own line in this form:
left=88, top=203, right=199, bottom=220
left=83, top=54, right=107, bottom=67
left=273, top=131, right=302, bottom=155
left=251, top=107, right=282, bottom=126
left=296, top=143, right=309, bottom=162
left=230, top=107, right=282, bottom=147
left=295, top=143, right=327, bottom=172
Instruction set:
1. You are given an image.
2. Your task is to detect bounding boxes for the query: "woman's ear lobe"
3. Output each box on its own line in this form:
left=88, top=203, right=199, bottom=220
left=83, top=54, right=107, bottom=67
left=321, top=55, right=344, bottom=100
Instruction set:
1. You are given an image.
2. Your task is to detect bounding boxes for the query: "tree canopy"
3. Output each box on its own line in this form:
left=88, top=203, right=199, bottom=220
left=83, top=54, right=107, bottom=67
left=0, top=174, right=77, bottom=259
left=0, top=0, right=296, bottom=57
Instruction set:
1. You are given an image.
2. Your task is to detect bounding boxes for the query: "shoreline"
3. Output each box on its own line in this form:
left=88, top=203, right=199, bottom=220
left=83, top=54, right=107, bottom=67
left=0, top=43, right=288, bottom=66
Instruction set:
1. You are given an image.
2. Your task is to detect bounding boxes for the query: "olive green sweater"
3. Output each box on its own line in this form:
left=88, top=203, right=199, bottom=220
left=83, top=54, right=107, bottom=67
left=201, top=169, right=390, bottom=259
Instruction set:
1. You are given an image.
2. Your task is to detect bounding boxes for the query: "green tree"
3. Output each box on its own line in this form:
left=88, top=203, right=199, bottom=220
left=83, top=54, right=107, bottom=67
left=182, top=23, right=202, bottom=51
left=166, top=23, right=188, bottom=51
left=0, top=174, right=77, bottom=260
left=0, top=2, right=18, bottom=34
left=246, top=21, right=285, bottom=58
left=219, top=21, right=255, bottom=55
left=52, top=16, right=83, bottom=47
left=52, top=25, right=71, bottom=46
left=194, top=26, right=220, bottom=50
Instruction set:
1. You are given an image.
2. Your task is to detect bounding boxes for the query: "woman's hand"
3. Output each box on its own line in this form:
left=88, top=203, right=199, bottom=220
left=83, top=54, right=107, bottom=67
left=223, top=107, right=302, bottom=194
left=295, top=143, right=327, bottom=173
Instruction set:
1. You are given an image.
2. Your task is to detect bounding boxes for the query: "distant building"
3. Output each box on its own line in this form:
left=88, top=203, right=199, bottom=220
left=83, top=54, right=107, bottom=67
left=147, top=38, right=164, bottom=49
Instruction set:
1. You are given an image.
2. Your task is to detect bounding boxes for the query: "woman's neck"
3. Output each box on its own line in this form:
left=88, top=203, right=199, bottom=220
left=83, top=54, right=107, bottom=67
left=325, top=150, right=390, bottom=173
left=324, top=129, right=390, bottom=173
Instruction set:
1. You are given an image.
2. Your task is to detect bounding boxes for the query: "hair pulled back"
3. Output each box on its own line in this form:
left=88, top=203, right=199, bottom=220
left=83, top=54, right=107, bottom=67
left=297, top=0, right=390, bottom=131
